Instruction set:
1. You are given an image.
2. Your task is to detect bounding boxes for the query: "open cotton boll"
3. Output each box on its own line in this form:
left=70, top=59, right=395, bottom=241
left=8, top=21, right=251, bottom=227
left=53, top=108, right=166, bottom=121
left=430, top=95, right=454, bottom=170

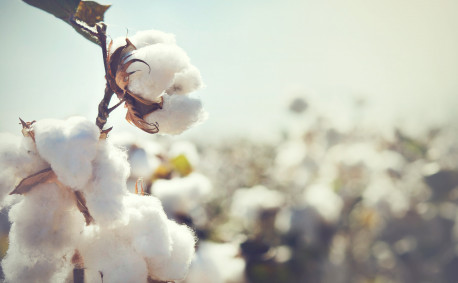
left=148, top=221, right=196, bottom=281
left=152, top=172, right=212, bottom=216
left=144, top=94, right=207, bottom=135
left=34, top=117, right=99, bottom=189
left=167, top=65, right=204, bottom=95
left=126, top=44, right=190, bottom=102
left=122, top=194, right=172, bottom=258
left=84, top=141, right=130, bottom=225
left=2, top=247, right=70, bottom=283
left=3, top=183, right=83, bottom=283
left=80, top=228, right=148, bottom=283
left=8, top=183, right=84, bottom=256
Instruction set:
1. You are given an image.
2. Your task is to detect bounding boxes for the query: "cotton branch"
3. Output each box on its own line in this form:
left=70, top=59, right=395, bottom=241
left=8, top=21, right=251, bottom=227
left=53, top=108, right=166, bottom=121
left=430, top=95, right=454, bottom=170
left=94, top=23, right=118, bottom=131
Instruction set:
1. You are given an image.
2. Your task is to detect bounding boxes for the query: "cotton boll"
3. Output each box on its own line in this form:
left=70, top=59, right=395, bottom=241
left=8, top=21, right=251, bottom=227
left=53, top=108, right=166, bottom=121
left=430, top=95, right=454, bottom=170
left=144, top=94, right=207, bottom=135
left=122, top=194, right=172, bottom=258
left=127, top=44, right=190, bottom=101
left=167, top=65, right=204, bottom=95
left=80, top=228, right=148, bottom=283
left=2, top=246, right=68, bottom=283
left=8, top=183, right=84, bottom=256
left=148, top=221, right=196, bottom=281
left=3, top=183, right=83, bottom=283
left=84, top=141, right=130, bottom=225
left=152, top=172, right=212, bottom=216
left=34, top=117, right=99, bottom=189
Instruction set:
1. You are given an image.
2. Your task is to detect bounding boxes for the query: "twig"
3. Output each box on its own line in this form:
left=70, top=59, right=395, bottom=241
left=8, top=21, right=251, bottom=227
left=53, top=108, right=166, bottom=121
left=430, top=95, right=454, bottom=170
left=96, top=84, right=115, bottom=130
left=93, top=23, right=117, bottom=131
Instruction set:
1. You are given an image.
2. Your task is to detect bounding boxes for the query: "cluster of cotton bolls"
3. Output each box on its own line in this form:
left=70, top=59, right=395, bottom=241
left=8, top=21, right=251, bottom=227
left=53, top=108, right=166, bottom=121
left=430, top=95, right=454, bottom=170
left=0, top=117, right=196, bottom=283
left=108, top=29, right=207, bottom=135
left=110, top=134, right=248, bottom=283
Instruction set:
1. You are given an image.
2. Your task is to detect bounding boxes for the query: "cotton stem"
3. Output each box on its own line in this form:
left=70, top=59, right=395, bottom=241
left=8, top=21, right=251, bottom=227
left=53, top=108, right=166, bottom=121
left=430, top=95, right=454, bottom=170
left=94, top=23, right=116, bottom=131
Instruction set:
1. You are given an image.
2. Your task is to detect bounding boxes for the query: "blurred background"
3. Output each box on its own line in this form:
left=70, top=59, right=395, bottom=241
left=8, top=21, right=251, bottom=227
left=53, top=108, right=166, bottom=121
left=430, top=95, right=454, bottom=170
left=1, top=0, right=458, bottom=282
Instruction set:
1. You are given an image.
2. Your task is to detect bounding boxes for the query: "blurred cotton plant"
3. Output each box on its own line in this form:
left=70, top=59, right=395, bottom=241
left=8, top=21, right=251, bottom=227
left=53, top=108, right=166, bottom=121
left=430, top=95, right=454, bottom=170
left=182, top=91, right=458, bottom=283
left=0, top=1, right=209, bottom=282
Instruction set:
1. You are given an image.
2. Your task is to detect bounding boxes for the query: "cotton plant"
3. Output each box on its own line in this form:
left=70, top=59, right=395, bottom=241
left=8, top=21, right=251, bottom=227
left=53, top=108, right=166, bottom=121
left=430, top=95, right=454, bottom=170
left=1, top=2, right=208, bottom=282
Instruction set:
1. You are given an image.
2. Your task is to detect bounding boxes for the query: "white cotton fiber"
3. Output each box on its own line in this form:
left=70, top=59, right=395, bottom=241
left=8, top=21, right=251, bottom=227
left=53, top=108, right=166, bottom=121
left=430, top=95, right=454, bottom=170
left=34, top=117, right=99, bottom=189
left=2, top=248, right=65, bottom=283
left=84, top=140, right=130, bottom=225
left=129, top=29, right=177, bottom=49
left=148, top=221, right=196, bottom=281
left=184, top=241, right=246, bottom=283
left=3, top=182, right=83, bottom=283
left=144, top=94, right=207, bottom=135
left=122, top=194, right=172, bottom=258
left=127, top=44, right=190, bottom=101
left=166, top=65, right=204, bottom=95
left=0, top=133, right=48, bottom=207
left=110, top=29, right=176, bottom=53
left=8, top=183, right=84, bottom=256
left=152, top=172, right=212, bottom=215
left=79, top=228, right=148, bottom=283
left=0, top=133, right=47, bottom=176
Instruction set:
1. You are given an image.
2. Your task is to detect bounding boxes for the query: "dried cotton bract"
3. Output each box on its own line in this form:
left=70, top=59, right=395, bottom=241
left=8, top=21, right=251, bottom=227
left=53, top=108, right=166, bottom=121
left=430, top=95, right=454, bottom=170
left=107, top=29, right=207, bottom=135
left=0, top=117, right=196, bottom=282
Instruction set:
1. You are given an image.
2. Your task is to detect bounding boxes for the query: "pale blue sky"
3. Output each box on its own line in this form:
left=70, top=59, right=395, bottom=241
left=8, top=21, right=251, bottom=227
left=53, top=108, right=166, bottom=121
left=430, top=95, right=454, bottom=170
left=1, top=0, right=458, bottom=141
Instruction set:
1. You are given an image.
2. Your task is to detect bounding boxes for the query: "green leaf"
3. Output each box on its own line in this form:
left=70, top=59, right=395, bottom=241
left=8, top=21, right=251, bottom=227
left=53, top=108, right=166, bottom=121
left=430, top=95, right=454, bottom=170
left=22, top=0, right=110, bottom=44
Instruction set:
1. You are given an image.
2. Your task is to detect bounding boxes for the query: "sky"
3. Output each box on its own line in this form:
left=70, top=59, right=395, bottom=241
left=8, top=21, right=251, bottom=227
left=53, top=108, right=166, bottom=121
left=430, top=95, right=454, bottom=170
left=1, top=0, right=458, bottom=142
